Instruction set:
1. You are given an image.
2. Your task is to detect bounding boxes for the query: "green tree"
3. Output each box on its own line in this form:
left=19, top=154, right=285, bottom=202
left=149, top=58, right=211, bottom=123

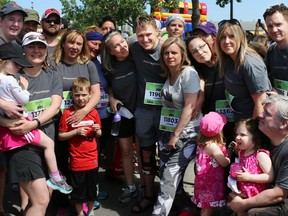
left=60, top=0, right=180, bottom=31
left=216, top=0, right=242, bottom=19
left=0, top=0, right=13, bottom=7
left=216, top=0, right=241, bottom=7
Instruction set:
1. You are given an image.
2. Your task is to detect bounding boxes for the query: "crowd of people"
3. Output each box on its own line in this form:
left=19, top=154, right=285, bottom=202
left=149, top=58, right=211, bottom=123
left=0, top=1, right=287, bottom=216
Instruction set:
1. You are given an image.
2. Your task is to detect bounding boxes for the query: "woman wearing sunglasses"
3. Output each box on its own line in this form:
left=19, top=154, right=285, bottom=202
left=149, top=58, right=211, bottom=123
left=216, top=19, right=271, bottom=122
left=0, top=32, right=63, bottom=216
left=101, top=30, right=142, bottom=204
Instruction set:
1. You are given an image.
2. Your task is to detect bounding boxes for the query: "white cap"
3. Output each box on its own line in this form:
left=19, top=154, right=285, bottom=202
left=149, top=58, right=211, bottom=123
left=22, top=32, right=48, bottom=46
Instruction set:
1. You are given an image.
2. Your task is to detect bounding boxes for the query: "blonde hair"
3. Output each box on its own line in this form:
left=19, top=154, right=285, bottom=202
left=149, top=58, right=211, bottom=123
left=51, top=29, right=90, bottom=64
left=216, top=23, right=260, bottom=77
left=71, top=77, right=91, bottom=94
left=160, top=37, right=190, bottom=77
left=85, top=25, right=103, bottom=34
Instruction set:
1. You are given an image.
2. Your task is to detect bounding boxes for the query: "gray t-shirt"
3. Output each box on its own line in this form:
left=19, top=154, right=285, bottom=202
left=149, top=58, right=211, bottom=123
left=224, top=53, right=271, bottom=121
left=50, top=60, right=100, bottom=91
left=130, top=41, right=166, bottom=109
left=18, top=67, right=62, bottom=139
left=161, top=66, right=201, bottom=129
left=271, top=138, right=288, bottom=190
left=266, top=42, right=288, bottom=96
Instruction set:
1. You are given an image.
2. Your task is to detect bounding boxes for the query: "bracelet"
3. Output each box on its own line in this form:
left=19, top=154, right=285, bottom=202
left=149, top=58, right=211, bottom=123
left=34, top=118, right=41, bottom=128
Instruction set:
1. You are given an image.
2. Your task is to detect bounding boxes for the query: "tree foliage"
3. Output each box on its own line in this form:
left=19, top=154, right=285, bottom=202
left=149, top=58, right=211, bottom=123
left=216, top=0, right=242, bottom=8
left=60, top=0, right=179, bottom=31
left=0, top=0, right=13, bottom=7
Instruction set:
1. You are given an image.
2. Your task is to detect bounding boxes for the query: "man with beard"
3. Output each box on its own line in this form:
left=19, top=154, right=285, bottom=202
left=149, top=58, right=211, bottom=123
left=17, top=9, right=40, bottom=42
left=228, top=94, right=288, bottom=216
left=41, top=8, right=62, bottom=56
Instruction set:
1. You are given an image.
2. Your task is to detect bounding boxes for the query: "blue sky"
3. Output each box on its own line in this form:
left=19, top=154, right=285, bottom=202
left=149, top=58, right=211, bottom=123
left=15, top=0, right=285, bottom=22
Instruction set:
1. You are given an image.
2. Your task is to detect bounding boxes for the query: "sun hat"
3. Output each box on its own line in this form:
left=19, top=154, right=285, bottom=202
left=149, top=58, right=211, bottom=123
left=24, top=9, right=40, bottom=25
left=200, top=112, right=227, bottom=137
left=0, top=2, right=27, bottom=17
left=193, top=21, right=217, bottom=36
left=41, top=8, right=60, bottom=20
left=0, top=42, right=32, bottom=68
left=166, top=14, right=185, bottom=26
left=22, top=32, right=48, bottom=46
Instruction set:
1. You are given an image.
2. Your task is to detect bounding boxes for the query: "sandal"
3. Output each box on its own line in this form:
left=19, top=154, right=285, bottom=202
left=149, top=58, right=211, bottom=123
left=131, top=196, right=155, bottom=214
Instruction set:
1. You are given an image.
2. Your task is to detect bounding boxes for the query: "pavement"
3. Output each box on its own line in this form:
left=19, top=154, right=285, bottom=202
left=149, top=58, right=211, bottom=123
left=4, top=157, right=233, bottom=216
left=3, top=156, right=195, bottom=216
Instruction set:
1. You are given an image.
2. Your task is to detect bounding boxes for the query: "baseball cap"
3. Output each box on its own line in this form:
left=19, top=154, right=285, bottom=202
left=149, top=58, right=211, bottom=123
left=0, top=42, right=32, bottom=68
left=166, top=14, right=185, bottom=26
left=0, top=2, right=27, bottom=17
left=200, top=112, right=227, bottom=137
left=41, top=8, right=60, bottom=20
left=24, top=9, right=40, bottom=25
left=22, top=32, right=48, bottom=46
left=193, top=21, right=217, bottom=36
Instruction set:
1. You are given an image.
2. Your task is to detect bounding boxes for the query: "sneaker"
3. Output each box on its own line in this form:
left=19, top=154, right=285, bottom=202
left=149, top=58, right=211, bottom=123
left=118, top=186, right=138, bottom=203
left=93, top=201, right=101, bottom=210
left=97, top=191, right=108, bottom=200
left=46, top=175, right=73, bottom=194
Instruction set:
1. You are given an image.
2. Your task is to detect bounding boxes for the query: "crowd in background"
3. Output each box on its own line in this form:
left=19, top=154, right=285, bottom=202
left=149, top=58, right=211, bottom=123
left=0, top=1, right=287, bottom=216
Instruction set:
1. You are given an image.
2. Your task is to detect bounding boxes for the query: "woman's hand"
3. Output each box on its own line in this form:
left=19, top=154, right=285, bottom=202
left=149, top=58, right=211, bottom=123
left=110, top=97, right=123, bottom=113
left=166, top=134, right=179, bottom=151
left=66, top=108, right=88, bottom=125
left=9, top=118, right=37, bottom=135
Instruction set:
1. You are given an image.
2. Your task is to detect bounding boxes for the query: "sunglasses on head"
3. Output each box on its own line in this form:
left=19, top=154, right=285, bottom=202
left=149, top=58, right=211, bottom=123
left=218, top=19, right=241, bottom=28
left=103, top=29, right=118, bottom=42
left=44, top=18, right=60, bottom=24
left=25, top=34, right=46, bottom=41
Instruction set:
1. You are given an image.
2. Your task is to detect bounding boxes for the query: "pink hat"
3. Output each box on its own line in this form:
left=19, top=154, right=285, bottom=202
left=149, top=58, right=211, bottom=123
left=200, top=112, right=227, bottom=137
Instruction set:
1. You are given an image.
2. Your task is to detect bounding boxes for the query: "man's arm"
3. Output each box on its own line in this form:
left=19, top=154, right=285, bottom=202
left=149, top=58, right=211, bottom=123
left=228, top=185, right=288, bottom=213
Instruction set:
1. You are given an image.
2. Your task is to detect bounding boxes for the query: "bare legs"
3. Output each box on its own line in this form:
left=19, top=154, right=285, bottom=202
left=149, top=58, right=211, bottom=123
left=118, top=137, right=134, bottom=186
left=19, top=178, right=50, bottom=216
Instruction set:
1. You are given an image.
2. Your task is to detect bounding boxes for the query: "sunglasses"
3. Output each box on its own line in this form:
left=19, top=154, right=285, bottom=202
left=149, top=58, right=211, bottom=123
left=103, top=29, right=118, bottom=42
left=44, top=18, right=61, bottom=24
left=24, top=34, right=46, bottom=41
left=218, top=19, right=241, bottom=28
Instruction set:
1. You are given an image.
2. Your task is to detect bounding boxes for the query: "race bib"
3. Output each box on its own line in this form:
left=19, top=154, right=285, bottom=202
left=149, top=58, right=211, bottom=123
left=96, top=87, right=109, bottom=108
left=274, top=79, right=288, bottom=96
left=144, top=82, right=163, bottom=106
left=25, top=97, right=51, bottom=119
left=159, top=107, right=182, bottom=132
left=215, top=100, right=235, bottom=122
left=61, top=91, right=74, bottom=111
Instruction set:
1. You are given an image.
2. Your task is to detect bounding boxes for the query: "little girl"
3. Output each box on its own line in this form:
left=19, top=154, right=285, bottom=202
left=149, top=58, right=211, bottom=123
left=0, top=42, right=72, bottom=194
left=230, top=118, right=273, bottom=198
left=192, top=112, right=230, bottom=216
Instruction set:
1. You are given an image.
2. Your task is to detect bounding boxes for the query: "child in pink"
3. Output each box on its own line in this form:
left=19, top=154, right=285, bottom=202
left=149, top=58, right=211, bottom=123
left=0, top=41, right=72, bottom=194
left=230, top=118, right=273, bottom=198
left=192, top=112, right=230, bottom=216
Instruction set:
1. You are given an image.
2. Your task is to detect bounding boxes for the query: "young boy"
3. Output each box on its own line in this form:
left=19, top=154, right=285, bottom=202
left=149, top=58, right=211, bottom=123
left=58, top=77, right=102, bottom=216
